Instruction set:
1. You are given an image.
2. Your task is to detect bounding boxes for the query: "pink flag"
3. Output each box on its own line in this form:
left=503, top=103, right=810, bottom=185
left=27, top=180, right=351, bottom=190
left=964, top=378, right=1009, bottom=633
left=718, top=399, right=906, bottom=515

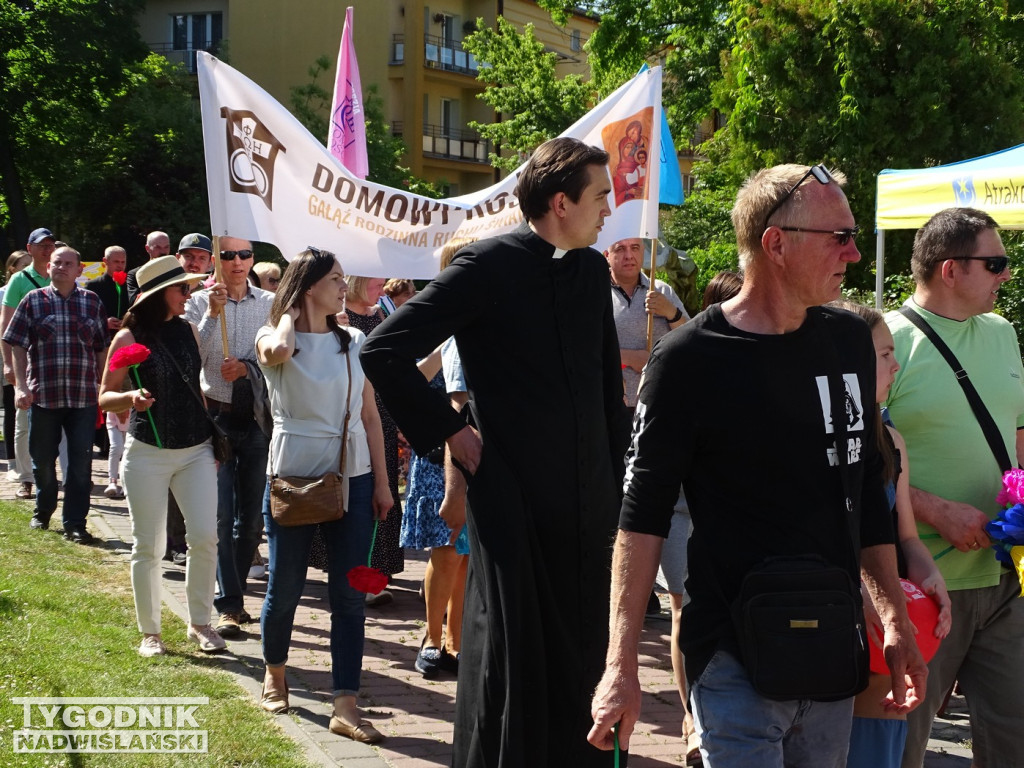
left=329, top=7, right=368, bottom=179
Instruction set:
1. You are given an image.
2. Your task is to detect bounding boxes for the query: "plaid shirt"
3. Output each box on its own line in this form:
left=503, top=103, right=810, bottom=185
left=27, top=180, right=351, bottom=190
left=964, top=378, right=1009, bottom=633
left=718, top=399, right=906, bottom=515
left=2, top=286, right=107, bottom=408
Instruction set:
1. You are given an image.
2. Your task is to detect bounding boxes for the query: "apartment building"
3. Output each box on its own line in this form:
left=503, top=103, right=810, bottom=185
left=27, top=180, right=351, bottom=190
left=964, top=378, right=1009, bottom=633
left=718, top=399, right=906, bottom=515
left=138, top=0, right=597, bottom=194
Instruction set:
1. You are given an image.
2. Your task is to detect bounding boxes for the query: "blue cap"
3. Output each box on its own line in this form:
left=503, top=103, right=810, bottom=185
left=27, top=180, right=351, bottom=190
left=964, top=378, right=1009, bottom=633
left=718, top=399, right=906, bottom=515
left=28, top=228, right=54, bottom=245
left=177, top=233, right=212, bottom=254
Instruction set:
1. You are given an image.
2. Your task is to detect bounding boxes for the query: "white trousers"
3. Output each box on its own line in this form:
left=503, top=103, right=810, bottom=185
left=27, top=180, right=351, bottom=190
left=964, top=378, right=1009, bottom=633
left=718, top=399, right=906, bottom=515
left=123, top=435, right=218, bottom=635
left=16, top=407, right=69, bottom=482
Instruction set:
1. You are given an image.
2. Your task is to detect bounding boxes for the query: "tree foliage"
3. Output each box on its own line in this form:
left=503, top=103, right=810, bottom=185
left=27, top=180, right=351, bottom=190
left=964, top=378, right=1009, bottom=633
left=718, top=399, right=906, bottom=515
left=1, top=0, right=210, bottom=258
left=463, top=17, right=593, bottom=171
left=288, top=56, right=444, bottom=198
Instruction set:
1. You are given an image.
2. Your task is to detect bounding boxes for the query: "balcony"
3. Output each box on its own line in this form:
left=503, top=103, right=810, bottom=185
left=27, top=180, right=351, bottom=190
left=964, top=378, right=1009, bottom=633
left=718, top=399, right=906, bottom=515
left=389, top=34, right=479, bottom=76
left=151, top=42, right=222, bottom=74
left=393, top=122, right=491, bottom=164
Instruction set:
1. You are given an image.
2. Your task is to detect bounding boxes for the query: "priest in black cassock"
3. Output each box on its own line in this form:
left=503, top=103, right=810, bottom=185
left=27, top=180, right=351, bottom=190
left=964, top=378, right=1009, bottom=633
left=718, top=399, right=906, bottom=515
left=361, top=137, right=632, bottom=767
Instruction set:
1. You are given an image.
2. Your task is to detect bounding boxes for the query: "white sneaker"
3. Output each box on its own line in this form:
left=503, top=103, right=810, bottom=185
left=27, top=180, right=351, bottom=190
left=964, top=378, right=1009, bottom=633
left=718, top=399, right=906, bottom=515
left=138, top=635, right=167, bottom=657
left=187, top=624, right=227, bottom=653
left=104, top=483, right=119, bottom=499
left=248, top=564, right=267, bottom=580
left=365, top=589, right=393, bottom=607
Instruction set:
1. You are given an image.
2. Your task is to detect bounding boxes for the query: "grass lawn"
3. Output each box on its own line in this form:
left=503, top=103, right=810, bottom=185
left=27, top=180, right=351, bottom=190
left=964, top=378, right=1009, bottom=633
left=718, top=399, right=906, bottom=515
left=0, top=500, right=316, bottom=767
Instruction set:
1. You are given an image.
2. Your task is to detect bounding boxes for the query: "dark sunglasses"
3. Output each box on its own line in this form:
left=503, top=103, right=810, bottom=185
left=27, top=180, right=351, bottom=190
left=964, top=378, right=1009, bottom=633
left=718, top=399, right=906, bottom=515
left=219, top=249, right=253, bottom=261
left=764, top=164, right=834, bottom=230
left=949, top=255, right=1009, bottom=274
left=178, top=282, right=193, bottom=296
left=777, top=225, right=860, bottom=246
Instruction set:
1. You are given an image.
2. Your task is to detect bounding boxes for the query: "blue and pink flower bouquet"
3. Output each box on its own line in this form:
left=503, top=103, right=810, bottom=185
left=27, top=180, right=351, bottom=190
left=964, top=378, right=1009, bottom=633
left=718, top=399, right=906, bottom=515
left=987, top=469, right=1024, bottom=595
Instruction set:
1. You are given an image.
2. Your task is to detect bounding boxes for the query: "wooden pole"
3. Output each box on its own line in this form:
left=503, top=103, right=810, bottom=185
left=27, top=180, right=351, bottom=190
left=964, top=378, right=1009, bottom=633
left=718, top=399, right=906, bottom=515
left=646, top=237, right=656, bottom=352
left=212, top=235, right=229, bottom=357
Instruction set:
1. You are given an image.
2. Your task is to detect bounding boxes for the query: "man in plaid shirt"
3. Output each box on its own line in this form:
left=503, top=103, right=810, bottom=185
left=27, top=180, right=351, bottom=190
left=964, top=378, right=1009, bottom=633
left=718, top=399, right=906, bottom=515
left=4, top=246, right=108, bottom=543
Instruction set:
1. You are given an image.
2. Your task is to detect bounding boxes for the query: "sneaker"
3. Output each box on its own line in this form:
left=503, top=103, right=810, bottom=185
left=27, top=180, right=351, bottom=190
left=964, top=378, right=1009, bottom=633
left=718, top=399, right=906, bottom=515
left=16, top=482, right=33, bottom=499
left=64, top=527, right=95, bottom=545
left=103, top=482, right=124, bottom=499
left=187, top=624, right=227, bottom=653
left=415, top=644, right=444, bottom=679
left=172, top=550, right=187, bottom=566
left=365, top=589, right=393, bottom=607
left=214, top=612, right=243, bottom=638
left=29, top=512, right=51, bottom=530
left=248, top=563, right=266, bottom=580
left=138, top=635, right=167, bottom=657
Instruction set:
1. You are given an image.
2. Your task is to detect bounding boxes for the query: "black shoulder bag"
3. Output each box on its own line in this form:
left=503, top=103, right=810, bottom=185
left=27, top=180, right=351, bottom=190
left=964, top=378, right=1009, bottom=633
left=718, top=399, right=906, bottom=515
left=732, top=320, right=868, bottom=701
left=897, top=305, right=1012, bottom=473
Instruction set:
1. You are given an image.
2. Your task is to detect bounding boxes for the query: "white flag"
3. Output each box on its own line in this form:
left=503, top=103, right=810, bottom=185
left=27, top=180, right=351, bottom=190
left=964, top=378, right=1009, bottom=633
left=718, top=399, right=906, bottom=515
left=198, top=52, right=663, bottom=278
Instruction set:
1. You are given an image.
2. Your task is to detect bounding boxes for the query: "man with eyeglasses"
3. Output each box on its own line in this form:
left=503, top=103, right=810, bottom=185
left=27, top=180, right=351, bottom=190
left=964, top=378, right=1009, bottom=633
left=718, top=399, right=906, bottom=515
left=590, top=164, right=924, bottom=766
left=3, top=247, right=108, bottom=543
left=883, top=207, right=1024, bottom=768
left=185, top=235, right=273, bottom=638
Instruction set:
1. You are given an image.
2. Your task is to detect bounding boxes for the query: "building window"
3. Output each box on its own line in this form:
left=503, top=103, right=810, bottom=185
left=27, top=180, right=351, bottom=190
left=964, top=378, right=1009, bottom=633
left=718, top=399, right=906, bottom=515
left=171, top=12, right=223, bottom=72
left=570, top=29, right=581, bottom=52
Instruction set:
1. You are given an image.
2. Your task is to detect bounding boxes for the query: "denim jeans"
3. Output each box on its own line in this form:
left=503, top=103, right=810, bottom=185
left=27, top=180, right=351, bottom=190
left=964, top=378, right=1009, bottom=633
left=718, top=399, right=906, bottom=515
left=261, top=472, right=373, bottom=696
left=28, top=404, right=95, bottom=530
left=690, top=650, right=854, bottom=767
left=212, top=411, right=270, bottom=614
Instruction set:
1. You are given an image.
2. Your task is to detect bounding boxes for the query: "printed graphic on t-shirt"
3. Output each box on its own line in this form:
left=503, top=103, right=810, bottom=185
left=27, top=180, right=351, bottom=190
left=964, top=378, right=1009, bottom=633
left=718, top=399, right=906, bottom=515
left=816, top=374, right=865, bottom=466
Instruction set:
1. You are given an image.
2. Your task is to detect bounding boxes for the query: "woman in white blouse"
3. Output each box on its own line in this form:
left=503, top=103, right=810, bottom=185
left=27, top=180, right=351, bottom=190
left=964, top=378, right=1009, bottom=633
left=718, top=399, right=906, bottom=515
left=255, top=247, right=392, bottom=743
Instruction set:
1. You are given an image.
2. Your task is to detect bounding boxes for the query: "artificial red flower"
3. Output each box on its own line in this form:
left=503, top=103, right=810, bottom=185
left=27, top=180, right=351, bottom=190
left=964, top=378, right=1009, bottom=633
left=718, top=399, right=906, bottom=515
left=111, top=271, right=128, bottom=286
left=347, top=565, right=389, bottom=594
left=109, top=343, right=151, bottom=371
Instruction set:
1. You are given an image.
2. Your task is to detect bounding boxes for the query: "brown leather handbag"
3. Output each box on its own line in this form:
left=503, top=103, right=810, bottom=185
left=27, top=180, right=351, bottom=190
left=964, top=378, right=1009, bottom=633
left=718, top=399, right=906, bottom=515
left=269, top=351, right=352, bottom=527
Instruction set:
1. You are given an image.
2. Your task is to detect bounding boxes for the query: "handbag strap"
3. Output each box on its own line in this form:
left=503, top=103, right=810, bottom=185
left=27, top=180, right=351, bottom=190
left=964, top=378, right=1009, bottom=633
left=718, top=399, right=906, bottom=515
left=897, top=305, right=1012, bottom=473
left=152, top=336, right=219, bottom=433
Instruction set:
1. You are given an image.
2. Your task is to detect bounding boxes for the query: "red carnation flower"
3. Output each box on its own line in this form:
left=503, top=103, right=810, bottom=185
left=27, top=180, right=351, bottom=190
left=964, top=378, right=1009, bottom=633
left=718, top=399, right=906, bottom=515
left=111, top=271, right=128, bottom=286
left=347, top=565, right=389, bottom=594
left=109, top=343, right=151, bottom=371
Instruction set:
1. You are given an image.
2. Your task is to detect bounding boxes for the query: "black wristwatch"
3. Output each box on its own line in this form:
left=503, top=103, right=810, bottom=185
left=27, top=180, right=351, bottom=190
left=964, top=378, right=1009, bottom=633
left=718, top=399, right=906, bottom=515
left=668, top=307, right=683, bottom=324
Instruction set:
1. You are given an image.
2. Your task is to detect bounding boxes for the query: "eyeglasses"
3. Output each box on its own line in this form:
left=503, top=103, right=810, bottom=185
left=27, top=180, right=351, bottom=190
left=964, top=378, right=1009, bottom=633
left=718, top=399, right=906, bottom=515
left=777, top=225, right=860, bottom=246
left=219, top=249, right=253, bottom=261
left=949, top=255, right=1009, bottom=274
left=305, top=245, right=336, bottom=259
left=764, top=164, right=834, bottom=230
left=267, top=277, right=280, bottom=286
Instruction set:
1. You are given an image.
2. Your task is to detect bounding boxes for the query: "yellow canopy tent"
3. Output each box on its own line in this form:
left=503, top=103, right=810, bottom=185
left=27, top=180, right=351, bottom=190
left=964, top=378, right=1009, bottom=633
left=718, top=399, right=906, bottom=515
left=874, top=143, right=1024, bottom=306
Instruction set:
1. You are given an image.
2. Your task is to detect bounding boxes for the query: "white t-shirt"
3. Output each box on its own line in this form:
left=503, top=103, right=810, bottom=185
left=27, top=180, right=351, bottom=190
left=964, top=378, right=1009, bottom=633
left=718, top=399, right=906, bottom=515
left=258, top=326, right=371, bottom=484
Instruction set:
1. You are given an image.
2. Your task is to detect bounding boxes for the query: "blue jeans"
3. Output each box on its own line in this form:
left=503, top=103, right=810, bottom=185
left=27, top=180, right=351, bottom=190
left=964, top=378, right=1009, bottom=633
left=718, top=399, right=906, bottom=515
left=690, top=650, right=854, bottom=767
left=28, top=404, right=95, bottom=530
left=212, top=412, right=270, bottom=614
left=261, top=472, right=373, bottom=696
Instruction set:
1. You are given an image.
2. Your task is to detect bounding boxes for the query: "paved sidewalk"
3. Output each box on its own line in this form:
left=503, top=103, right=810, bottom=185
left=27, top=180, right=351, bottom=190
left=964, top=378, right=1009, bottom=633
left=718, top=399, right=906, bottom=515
left=3, top=450, right=972, bottom=767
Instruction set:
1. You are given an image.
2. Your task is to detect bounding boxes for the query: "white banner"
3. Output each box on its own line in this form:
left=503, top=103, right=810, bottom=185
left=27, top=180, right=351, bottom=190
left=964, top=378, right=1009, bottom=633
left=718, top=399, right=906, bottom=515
left=198, top=52, right=662, bottom=278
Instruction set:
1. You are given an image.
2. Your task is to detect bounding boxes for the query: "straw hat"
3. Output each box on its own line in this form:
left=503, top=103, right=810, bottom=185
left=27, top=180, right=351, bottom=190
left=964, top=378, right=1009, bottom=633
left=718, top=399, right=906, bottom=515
left=131, top=255, right=206, bottom=309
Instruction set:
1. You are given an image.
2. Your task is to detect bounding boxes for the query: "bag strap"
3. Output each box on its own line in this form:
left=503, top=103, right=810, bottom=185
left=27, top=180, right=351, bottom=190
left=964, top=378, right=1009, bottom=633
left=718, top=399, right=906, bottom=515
left=22, top=268, right=42, bottom=290
left=897, top=305, right=1012, bottom=473
left=152, top=336, right=219, bottom=432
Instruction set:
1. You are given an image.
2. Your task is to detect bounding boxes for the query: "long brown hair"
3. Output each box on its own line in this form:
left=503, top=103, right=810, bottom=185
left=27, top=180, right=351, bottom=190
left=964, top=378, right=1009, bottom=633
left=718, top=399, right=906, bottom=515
left=271, top=247, right=350, bottom=354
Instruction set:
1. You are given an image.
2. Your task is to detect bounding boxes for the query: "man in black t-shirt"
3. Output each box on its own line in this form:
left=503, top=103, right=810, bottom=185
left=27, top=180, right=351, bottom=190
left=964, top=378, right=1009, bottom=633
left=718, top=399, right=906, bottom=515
left=589, top=164, right=927, bottom=766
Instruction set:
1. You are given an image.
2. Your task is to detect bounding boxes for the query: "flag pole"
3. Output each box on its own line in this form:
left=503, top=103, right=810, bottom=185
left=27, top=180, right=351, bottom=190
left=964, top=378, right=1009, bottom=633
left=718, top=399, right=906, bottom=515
left=646, top=238, right=656, bottom=352
left=211, top=235, right=229, bottom=357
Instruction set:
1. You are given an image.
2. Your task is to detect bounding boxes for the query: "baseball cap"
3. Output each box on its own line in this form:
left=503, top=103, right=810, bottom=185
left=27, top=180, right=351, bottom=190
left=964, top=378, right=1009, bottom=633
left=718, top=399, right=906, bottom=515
left=177, top=233, right=212, bottom=254
left=28, top=228, right=55, bottom=245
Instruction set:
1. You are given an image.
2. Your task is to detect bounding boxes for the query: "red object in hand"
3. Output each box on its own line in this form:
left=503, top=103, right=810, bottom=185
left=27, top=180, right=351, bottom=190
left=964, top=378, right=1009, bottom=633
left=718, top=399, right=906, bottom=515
left=111, top=271, right=128, bottom=286
left=347, top=565, right=388, bottom=594
left=109, top=343, right=152, bottom=371
left=868, top=579, right=942, bottom=675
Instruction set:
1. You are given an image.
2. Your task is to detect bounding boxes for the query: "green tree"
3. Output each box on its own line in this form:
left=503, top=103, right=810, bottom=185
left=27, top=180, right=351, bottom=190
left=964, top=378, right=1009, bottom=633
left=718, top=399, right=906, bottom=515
left=463, top=17, right=593, bottom=171
left=289, top=56, right=444, bottom=198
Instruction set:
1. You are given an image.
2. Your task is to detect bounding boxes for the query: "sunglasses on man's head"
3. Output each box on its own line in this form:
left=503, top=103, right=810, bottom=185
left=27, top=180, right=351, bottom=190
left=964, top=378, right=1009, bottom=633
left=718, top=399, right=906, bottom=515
left=949, top=255, right=1009, bottom=274
left=777, top=225, right=860, bottom=246
left=219, top=249, right=253, bottom=261
left=764, top=164, right=834, bottom=231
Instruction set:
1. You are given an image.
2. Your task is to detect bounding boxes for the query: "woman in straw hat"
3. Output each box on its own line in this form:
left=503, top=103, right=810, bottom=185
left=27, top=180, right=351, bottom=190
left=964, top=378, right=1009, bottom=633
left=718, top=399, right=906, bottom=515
left=99, top=255, right=225, bottom=658
left=255, top=247, right=392, bottom=743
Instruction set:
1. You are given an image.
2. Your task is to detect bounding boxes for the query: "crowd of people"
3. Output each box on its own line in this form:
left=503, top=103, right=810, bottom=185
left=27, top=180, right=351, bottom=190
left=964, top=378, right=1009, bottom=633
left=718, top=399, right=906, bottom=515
left=4, top=137, right=1022, bottom=768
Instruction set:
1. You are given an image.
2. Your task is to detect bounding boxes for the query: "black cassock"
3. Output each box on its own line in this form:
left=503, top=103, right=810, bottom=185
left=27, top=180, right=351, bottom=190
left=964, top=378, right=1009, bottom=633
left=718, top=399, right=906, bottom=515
left=361, top=224, right=631, bottom=767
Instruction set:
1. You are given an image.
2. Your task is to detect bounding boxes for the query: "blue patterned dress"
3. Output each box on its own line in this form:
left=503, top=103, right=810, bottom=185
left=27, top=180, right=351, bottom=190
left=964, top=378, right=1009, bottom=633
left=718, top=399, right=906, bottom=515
left=399, top=370, right=452, bottom=549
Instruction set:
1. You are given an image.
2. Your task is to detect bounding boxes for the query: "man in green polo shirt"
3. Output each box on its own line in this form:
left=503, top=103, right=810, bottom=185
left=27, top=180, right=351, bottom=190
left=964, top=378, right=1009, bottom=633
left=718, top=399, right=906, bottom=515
left=885, top=207, right=1024, bottom=768
left=2, top=228, right=54, bottom=499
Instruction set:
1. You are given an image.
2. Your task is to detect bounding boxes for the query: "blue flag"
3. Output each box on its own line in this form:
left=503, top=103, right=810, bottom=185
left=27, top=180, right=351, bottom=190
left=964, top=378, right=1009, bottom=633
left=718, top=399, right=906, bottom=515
left=637, top=63, right=684, bottom=205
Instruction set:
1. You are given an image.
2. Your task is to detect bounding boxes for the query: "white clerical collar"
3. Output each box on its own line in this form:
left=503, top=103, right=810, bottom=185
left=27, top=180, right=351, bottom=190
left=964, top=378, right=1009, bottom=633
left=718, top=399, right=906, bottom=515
left=552, top=247, right=568, bottom=260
